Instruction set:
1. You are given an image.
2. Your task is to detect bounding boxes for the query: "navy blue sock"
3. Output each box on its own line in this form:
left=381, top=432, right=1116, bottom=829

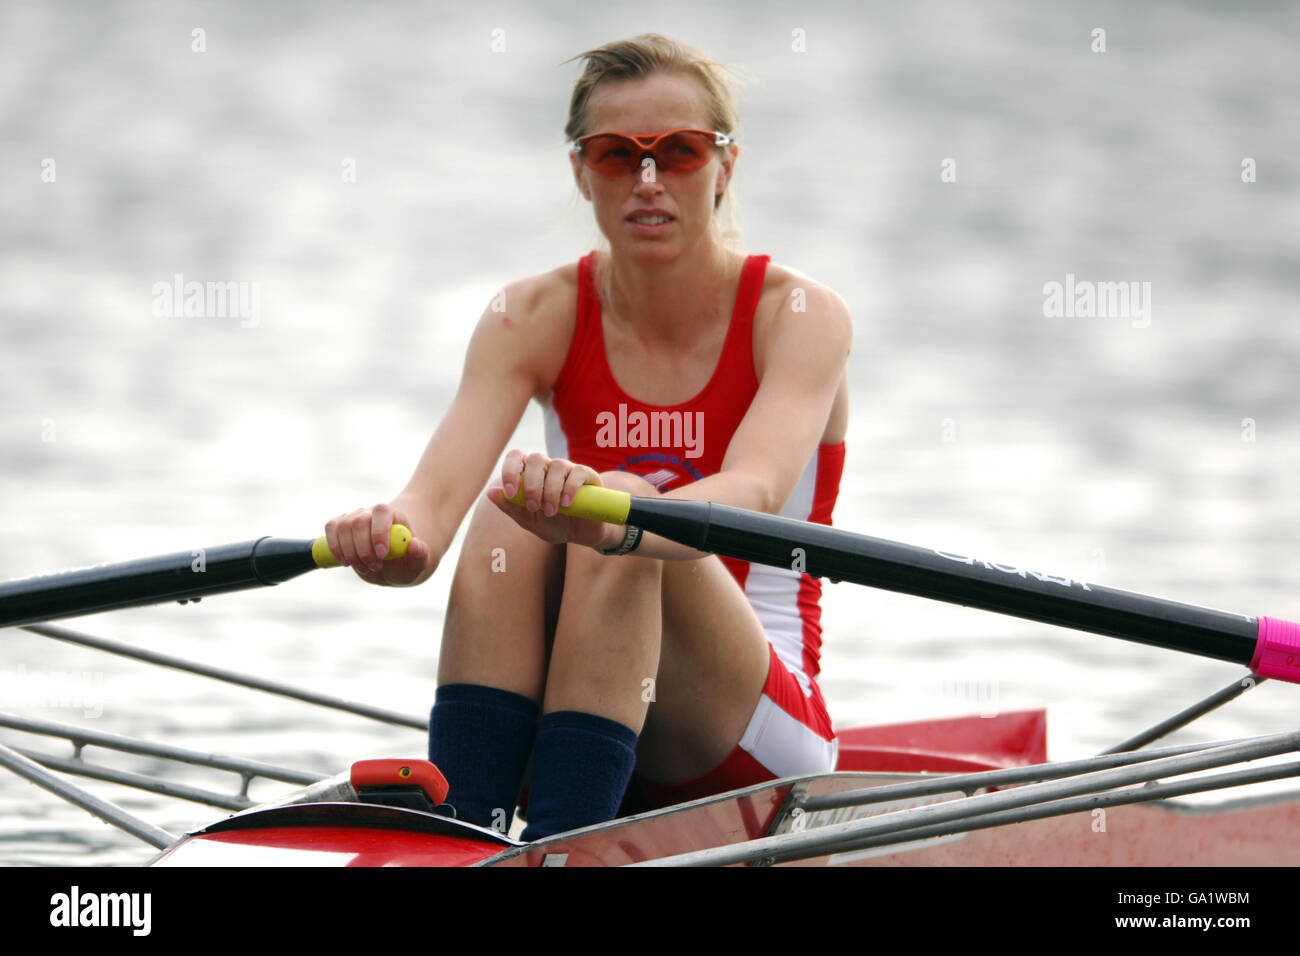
left=519, top=710, right=638, bottom=842
left=427, top=683, right=538, bottom=832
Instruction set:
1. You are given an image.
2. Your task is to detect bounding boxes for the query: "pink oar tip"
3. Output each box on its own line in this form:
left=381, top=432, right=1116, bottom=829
left=1252, top=616, right=1300, bottom=683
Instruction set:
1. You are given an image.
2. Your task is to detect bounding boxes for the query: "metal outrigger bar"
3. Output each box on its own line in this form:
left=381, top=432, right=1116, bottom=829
left=0, top=710, right=329, bottom=848
left=627, top=731, right=1300, bottom=866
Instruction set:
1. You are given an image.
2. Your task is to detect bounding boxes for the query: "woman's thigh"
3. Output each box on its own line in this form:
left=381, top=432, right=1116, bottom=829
left=437, top=494, right=565, bottom=700
left=633, top=552, right=773, bottom=784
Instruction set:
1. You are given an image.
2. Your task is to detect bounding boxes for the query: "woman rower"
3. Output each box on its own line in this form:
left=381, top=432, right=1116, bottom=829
left=324, top=34, right=851, bottom=841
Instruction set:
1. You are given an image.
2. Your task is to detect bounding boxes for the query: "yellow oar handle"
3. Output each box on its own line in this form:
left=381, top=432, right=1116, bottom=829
left=505, top=484, right=632, bottom=524
left=311, top=524, right=412, bottom=569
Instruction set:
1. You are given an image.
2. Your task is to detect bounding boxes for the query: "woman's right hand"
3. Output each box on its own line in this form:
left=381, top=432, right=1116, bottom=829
left=323, top=501, right=437, bottom=587
left=486, top=450, right=619, bottom=552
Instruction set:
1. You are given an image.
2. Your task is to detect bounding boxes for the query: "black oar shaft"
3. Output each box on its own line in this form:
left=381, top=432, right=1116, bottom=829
left=0, top=537, right=318, bottom=630
left=626, top=497, right=1263, bottom=668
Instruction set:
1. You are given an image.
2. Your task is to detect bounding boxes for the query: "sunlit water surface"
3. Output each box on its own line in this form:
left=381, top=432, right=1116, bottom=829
left=2, top=0, right=1299, bottom=865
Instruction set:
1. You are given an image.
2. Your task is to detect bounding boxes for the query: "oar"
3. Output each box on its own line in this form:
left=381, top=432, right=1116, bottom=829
left=0, top=526, right=411, bottom=630
left=510, top=486, right=1300, bottom=685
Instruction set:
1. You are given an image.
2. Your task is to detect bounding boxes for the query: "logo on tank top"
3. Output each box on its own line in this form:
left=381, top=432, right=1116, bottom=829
left=638, top=468, right=678, bottom=488
left=617, top=454, right=704, bottom=491
left=595, top=403, right=705, bottom=459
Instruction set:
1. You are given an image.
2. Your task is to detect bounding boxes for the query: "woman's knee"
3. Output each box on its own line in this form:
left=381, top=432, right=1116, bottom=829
left=451, top=494, right=561, bottom=595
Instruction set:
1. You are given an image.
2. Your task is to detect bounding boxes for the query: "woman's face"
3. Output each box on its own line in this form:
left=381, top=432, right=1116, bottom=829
left=571, top=71, right=736, bottom=264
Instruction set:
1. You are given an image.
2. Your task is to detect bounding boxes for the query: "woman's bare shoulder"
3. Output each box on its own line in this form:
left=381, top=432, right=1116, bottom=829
left=501, top=260, right=581, bottom=317
left=493, top=260, right=583, bottom=399
left=758, top=260, right=852, bottom=315
left=750, top=259, right=851, bottom=443
left=752, top=259, right=853, bottom=355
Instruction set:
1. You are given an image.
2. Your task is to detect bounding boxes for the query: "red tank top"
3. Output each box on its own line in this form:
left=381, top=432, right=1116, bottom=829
left=543, top=251, right=845, bottom=693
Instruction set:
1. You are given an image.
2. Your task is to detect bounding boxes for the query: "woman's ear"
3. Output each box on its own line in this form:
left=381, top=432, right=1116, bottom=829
left=570, top=151, right=591, bottom=201
left=716, top=143, right=738, bottom=198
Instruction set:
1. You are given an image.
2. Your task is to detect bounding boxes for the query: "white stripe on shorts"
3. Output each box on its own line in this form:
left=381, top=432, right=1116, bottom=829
left=738, top=693, right=839, bottom=779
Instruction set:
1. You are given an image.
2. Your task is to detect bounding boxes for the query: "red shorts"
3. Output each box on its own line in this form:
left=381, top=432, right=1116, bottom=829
left=633, top=643, right=838, bottom=809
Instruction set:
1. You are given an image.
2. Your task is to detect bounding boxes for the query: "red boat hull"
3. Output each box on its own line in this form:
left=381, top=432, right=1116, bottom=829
left=150, top=709, right=1300, bottom=867
left=835, top=709, right=1047, bottom=773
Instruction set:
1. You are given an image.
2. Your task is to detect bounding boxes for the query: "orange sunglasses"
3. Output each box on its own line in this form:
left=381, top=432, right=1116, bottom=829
left=572, top=128, right=734, bottom=177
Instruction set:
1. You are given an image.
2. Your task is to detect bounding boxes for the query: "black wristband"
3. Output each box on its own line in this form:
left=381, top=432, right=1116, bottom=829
left=600, top=525, right=643, bottom=555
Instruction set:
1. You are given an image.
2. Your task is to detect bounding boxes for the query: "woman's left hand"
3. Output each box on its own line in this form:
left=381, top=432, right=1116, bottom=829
left=486, top=450, right=621, bottom=551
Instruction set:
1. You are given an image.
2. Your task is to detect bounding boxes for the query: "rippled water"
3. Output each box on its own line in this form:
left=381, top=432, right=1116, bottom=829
left=3, top=0, right=1299, bottom=865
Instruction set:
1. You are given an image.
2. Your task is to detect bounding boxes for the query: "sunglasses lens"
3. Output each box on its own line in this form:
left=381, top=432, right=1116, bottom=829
left=654, top=132, right=714, bottom=172
left=582, top=135, right=638, bottom=176
left=579, top=131, right=720, bottom=176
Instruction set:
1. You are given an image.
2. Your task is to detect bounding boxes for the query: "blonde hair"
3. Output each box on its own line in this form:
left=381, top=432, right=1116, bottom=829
left=563, top=34, right=742, bottom=245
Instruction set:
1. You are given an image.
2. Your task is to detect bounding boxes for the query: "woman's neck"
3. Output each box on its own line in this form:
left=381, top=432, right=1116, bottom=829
left=599, top=239, right=743, bottom=346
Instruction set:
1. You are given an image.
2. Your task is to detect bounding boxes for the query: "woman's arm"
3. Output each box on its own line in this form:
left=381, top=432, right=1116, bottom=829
left=636, top=280, right=853, bottom=558
left=324, top=273, right=569, bottom=584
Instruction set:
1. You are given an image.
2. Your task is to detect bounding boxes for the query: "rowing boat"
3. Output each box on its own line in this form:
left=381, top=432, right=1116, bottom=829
left=144, top=709, right=1300, bottom=867
left=3, top=489, right=1299, bottom=866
